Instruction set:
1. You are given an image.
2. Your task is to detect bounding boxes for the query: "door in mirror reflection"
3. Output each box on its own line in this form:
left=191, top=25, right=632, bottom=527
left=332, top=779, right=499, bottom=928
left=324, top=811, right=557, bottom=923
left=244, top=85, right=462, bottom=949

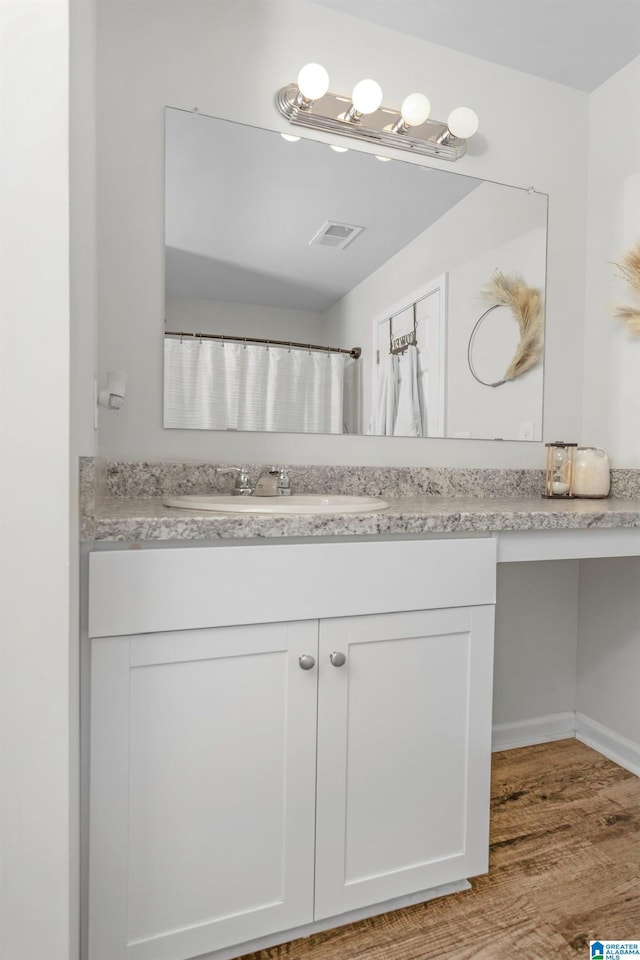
left=164, top=107, right=548, bottom=441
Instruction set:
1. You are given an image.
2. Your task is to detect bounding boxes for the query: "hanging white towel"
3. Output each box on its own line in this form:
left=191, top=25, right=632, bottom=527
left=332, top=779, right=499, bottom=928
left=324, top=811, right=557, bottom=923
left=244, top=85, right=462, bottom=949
left=371, top=352, right=398, bottom=436
left=394, top=345, right=423, bottom=437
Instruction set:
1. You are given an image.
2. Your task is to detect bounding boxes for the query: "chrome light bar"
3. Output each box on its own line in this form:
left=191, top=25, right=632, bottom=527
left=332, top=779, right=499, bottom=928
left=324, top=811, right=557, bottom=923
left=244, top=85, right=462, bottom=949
left=276, top=84, right=471, bottom=163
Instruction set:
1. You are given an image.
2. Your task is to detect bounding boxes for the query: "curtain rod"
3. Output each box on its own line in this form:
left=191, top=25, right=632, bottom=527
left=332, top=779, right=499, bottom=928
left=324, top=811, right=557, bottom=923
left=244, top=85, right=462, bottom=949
left=164, top=330, right=361, bottom=359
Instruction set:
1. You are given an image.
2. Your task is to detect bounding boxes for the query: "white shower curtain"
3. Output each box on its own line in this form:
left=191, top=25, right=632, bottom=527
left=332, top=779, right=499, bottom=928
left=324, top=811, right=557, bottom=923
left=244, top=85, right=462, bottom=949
left=164, top=337, right=346, bottom=433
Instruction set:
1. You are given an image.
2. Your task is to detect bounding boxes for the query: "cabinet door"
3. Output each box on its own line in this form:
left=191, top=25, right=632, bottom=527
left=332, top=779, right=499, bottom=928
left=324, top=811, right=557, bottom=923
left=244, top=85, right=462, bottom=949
left=89, top=621, right=318, bottom=960
left=314, top=606, right=494, bottom=920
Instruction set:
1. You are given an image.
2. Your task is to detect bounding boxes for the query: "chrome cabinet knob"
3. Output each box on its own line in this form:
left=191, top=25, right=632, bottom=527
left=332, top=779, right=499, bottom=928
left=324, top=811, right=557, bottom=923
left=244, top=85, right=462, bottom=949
left=329, top=651, right=347, bottom=667
left=298, top=654, right=316, bottom=671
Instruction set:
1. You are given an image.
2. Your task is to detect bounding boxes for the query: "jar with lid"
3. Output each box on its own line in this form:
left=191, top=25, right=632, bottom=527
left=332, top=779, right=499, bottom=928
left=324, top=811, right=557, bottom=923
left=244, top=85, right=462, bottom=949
left=544, top=442, right=577, bottom=498
left=572, top=447, right=610, bottom=498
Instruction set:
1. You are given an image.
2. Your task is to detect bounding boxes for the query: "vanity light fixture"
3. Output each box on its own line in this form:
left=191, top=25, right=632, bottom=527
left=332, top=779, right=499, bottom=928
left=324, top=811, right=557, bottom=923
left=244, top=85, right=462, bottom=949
left=436, top=106, right=480, bottom=146
left=345, top=78, right=383, bottom=121
left=391, top=92, right=432, bottom=133
left=295, top=62, right=330, bottom=106
left=276, top=63, right=479, bottom=162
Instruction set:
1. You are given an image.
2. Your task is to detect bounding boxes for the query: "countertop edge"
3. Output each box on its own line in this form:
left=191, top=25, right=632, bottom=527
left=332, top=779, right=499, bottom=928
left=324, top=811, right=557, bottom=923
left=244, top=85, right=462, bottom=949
left=81, top=497, right=640, bottom=543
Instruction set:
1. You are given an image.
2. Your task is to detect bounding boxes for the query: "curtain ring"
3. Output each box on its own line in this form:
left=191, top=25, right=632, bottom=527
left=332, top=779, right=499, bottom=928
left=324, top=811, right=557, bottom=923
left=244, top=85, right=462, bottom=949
left=244, top=337, right=247, bottom=350
left=179, top=331, right=183, bottom=343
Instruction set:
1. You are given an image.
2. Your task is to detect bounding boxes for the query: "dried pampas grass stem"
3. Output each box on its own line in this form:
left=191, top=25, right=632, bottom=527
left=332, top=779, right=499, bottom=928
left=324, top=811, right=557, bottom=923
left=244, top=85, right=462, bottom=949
left=613, top=240, right=640, bottom=336
left=479, top=271, right=543, bottom=382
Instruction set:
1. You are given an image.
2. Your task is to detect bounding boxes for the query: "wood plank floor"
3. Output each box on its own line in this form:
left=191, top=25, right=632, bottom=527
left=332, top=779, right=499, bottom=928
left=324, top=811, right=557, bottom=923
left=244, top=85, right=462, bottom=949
left=238, top=739, right=640, bottom=960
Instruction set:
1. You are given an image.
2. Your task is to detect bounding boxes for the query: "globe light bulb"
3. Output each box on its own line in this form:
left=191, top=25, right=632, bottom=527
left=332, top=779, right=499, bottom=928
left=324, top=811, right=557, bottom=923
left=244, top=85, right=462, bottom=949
left=400, top=92, right=431, bottom=127
left=447, top=106, right=479, bottom=139
left=351, top=79, right=383, bottom=115
left=297, top=63, right=330, bottom=101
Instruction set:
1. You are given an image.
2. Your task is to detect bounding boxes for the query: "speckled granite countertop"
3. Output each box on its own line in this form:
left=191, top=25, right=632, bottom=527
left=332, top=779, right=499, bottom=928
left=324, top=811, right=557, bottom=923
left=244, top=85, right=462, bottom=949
left=82, top=494, right=640, bottom=542
left=79, top=459, right=640, bottom=543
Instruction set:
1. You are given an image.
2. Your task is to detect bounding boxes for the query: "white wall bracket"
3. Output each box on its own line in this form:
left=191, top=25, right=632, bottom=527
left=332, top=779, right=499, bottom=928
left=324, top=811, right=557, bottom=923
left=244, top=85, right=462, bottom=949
left=95, top=371, right=127, bottom=428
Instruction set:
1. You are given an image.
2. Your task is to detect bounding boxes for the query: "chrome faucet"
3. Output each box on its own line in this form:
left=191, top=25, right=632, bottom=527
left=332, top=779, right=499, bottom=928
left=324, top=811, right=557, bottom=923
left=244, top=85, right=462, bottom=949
left=252, top=467, right=279, bottom=497
left=276, top=466, right=291, bottom=496
left=252, top=466, right=292, bottom=497
left=215, top=465, right=253, bottom=496
left=216, top=465, right=292, bottom=497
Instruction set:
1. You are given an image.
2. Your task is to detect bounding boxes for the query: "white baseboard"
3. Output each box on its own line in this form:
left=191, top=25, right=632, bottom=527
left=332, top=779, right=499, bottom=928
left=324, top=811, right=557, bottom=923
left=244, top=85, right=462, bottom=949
left=492, top=712, right=575, bottom=752
left=492, top=712, right=640, bottom=778
left=575, top=713, right=640, bottom=778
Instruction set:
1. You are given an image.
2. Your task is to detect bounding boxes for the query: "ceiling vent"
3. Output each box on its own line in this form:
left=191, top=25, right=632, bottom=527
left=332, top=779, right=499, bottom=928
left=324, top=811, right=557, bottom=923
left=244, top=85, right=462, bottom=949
left=309, top=220, right=364, bottom=250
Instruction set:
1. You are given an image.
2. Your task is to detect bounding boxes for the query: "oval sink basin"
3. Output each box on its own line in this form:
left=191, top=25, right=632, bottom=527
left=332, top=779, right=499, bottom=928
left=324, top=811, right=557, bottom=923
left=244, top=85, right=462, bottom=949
left=163, top=494, right=388, bottom=514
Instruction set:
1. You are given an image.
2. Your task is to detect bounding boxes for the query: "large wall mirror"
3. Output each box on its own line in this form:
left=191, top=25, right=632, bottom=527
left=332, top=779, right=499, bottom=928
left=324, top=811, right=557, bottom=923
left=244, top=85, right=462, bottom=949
left=164, top=107, right=548, bottom=441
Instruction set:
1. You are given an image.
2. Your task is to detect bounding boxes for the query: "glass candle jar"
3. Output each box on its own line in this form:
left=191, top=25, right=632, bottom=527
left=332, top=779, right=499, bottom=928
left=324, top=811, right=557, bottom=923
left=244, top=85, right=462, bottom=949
left=544, top=442, right=577, bottom=498
left=572, top=446, right=610, bottom=498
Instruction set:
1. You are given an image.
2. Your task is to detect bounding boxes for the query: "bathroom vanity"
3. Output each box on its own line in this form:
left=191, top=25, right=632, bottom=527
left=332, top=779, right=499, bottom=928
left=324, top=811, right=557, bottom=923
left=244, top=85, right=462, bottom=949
left=88, top=538, right=495, bottom=960
left=81, top=462, right=640, bottom=960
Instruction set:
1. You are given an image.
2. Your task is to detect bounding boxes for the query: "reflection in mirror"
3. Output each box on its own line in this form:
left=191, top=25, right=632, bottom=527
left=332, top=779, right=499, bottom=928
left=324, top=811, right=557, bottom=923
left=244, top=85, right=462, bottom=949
left=164, top=107, right=548, bottom=440
left=468, top=304, right=521, bottom=388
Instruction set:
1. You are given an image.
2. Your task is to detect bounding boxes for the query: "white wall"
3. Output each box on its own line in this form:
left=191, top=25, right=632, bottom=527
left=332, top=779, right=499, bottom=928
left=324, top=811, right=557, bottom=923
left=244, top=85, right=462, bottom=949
left=70, top=0, right=98, bottom=953
left=71, top=0, right=99, bottom=463
left=582, top=54, right=640, bottom=466
left=573, top=59, right=640, bottom=751
left=493, top=562, right=579, bottom=726
left=95, top=0, right=588, bottom=467
left=0, top=2, right=74, bottom=958
left=165, top=297, right=325, bottom=343
left=576, top=558, right=640, bottom=745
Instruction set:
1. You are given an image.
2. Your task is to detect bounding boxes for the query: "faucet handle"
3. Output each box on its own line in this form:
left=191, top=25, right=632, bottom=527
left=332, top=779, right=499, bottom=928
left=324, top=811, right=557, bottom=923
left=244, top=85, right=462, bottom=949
left=277, top=466, right=291, bottom=496
left=215, top=465, right=252, bottom=495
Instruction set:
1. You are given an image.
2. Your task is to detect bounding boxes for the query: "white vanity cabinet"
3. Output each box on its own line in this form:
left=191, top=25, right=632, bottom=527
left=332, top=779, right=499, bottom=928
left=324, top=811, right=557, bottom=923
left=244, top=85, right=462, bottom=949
left=87, top=539, right=496, bottom=960
left=89, top=621, right=319, bottom=960
left=314, top=605, right=494, bottom=920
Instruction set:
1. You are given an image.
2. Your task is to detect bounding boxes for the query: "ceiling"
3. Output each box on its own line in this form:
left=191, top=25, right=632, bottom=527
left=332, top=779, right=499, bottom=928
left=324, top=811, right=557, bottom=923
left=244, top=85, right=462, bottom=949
left=165, top=108, right=486, bottom=312
left=311, top=0, right=640, bottom=92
